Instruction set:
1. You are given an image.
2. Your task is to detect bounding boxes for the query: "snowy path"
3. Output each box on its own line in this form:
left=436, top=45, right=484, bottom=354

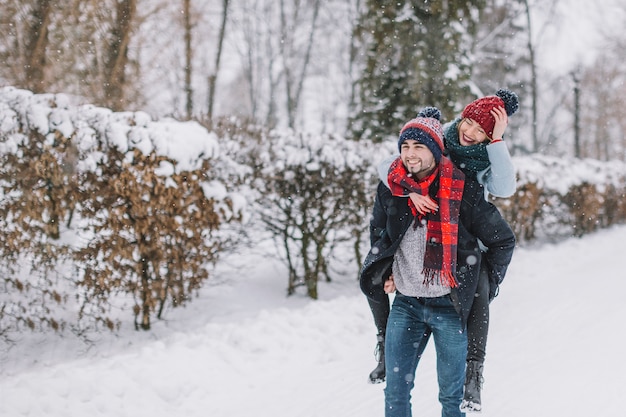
left=1, top=226, right=625, bottom=417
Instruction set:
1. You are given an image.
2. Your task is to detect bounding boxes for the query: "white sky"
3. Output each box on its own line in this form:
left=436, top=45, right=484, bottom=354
left=536, top=0, right=624, bottom=73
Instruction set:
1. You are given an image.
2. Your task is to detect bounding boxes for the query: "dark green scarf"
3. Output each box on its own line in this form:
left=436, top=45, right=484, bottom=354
left=444, top=118, right=490, bottom=174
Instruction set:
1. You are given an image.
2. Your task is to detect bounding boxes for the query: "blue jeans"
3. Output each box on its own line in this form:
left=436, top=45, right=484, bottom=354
left=384, top=294, right=467, bottom=417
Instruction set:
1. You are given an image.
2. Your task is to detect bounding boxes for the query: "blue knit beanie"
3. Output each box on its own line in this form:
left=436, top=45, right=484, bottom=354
left=397, top=107, right=444, bottom=163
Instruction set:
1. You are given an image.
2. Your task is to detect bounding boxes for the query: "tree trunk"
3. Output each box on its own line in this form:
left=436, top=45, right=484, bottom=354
left=183, top=0, right=193, bottom=120
left=346, top=0, right=362, bottom=136
left=207, top=0, right=230, bottom=123
left=105, top=0, right=137, bottom=111
left=25, top=0, right=52, bottom=92
left=280, top=0, right=321, bottom=128
left=523, top=0, right=538, bottom=152
left=572, top=70, right=581, bottom=158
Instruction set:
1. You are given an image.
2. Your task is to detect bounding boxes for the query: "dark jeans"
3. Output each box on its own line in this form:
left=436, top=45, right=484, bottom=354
left=365, top=262, right=490, bottom=364
left=384, top=294, right=467, bottom=417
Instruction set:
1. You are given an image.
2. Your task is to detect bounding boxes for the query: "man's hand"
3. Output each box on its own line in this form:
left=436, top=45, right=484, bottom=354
left=384, top=275, right=396, bottom=294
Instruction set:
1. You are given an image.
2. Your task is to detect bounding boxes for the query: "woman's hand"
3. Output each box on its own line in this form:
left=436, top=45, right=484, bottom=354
left=384, top=275, right=396, bottom=294
left=490, top=106, right=508, bottom=141
left=409, top=192, right=438, bottom=215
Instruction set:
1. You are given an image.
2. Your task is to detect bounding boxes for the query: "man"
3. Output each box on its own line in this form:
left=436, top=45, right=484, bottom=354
left=360, top=107, right=515, bottom=417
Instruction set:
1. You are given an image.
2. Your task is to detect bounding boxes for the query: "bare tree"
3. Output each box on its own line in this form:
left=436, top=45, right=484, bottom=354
left=104, top=0, right=137, bottom=111
left=183, top=0, right=194, bottom=119
left=207, top=0, right=230, bottom=122
left=522, top=0, right=539, bottom=152
left=24, top=0, right=52, bottom=92
left=346, top=0, right=364, bottom=134
left=521, top=0, right=562, bottom=153
left=578, top=53, right=624, bottom=160
left=229, top=0, right=273, bottom=124
left=279, top=0, right=321, bottom=128
left=571, top=68, right=581, bottom=158
left=0, top=0, right=53, bottom=93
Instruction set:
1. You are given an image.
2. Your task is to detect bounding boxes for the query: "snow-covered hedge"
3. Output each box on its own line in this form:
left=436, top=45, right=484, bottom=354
left=499, top=154, right=626, bottom=242
left=0, top=87, right=244, bottom=334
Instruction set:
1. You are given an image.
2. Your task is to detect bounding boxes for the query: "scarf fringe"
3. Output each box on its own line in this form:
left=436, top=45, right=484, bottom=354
left=422, top=268, right=458, bottom=288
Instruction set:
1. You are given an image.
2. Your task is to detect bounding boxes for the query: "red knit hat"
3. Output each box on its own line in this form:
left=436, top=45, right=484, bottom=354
left=461, top=89, right=519, bottom=139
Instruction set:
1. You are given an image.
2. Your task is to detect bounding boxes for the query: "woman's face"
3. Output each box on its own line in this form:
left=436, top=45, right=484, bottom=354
left=458, top=118, right=489, bottom=146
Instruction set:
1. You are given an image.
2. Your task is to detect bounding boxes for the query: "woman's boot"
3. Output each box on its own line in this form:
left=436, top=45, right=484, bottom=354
left=460, top=360, right=484, bottom=412
left=368, top=334, right=385, bottom=384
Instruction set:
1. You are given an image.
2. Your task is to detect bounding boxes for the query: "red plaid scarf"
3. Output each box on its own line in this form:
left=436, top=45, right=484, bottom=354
left=387, top=156, right=465, bottom=288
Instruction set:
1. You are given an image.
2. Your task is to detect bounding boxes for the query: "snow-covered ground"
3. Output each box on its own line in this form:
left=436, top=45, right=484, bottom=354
left=1, top=225, right=625, bottom=417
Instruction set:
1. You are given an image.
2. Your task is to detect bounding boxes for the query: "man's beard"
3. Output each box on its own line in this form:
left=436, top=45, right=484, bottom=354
left=405, top=159, right=434, bottom=178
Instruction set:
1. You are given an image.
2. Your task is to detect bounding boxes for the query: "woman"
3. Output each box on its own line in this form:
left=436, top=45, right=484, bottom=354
left=444, top=89, right=518, bottom=412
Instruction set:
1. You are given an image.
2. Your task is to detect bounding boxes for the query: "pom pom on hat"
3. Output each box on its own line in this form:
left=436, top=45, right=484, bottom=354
left=495, top=89, right=519, bottom=116
left=417, top=106, right=442, bottom=120
left=398, top=107, right=445, bottom=163
left=461, top=89, right=519, bottom=139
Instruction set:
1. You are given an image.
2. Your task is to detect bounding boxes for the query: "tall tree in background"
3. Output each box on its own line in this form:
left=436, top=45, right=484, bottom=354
left=348, top=0, right=484, bottom=142
left=230, top=0, right=326, bottom=129
left=24, top=0, right=52, bottom=93
left=346, top=0, right=364, bottom=133
left=104, top=0, right=137, bottom=111
left=183, top=0, right=194, bottom=120
left=279, top=0, right=321, bottom=128
left=523, top=0, right=539, bottom=153
left=0, top=0, right=53, bottom=93
left=520, top=0, right=560, bottom=153
left=207, top=0, right=230, bottom=122
left=230, top=0, right=278, bottom=127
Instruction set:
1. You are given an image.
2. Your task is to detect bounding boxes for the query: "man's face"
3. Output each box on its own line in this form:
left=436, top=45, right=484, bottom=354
left=400, top=139, right=436, bottom=179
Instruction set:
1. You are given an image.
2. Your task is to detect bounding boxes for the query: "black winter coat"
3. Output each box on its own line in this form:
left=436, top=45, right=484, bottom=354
left=359, top=176, right=516, bottom=327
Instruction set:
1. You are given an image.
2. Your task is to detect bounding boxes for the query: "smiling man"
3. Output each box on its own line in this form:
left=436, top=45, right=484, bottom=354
left=359, top=107, right=516, bottom=417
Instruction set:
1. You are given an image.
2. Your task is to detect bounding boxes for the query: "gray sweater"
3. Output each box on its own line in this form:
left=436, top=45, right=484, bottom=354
left=392, top=221, right=451, bottom=298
